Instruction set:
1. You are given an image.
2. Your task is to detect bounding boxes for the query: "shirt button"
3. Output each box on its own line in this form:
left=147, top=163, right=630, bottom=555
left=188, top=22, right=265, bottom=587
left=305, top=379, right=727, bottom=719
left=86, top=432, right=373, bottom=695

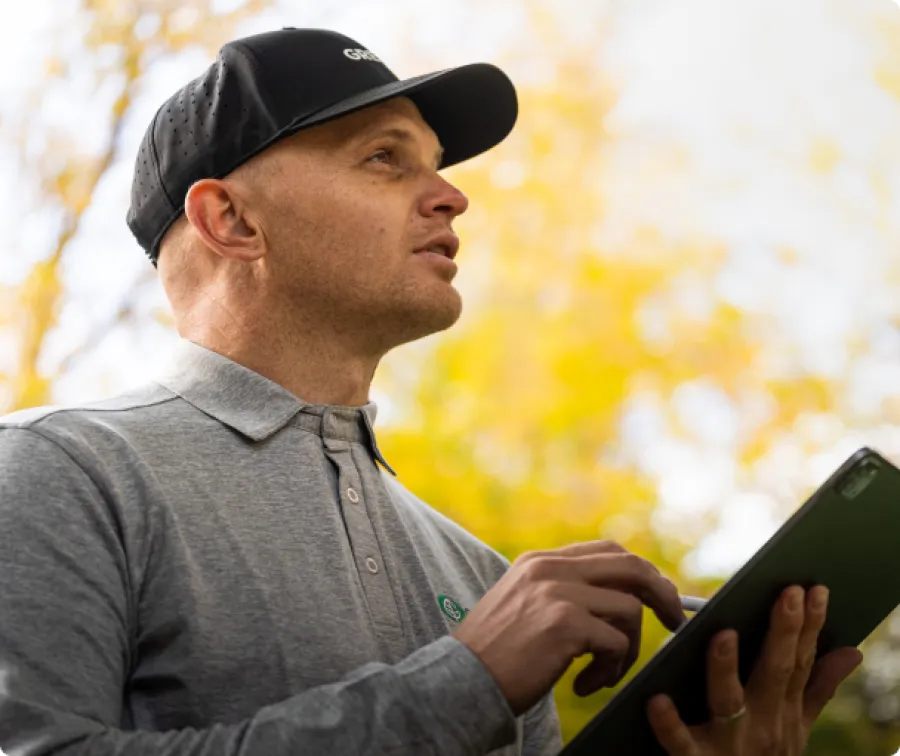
left=365, top=557, right=379, bottom=574
left=347, top=487, right=360, bottom=504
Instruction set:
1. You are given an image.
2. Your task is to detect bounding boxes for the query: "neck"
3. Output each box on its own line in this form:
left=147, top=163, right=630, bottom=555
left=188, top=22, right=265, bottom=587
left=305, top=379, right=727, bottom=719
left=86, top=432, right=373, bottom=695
left=178, top=310, right=382, bottom=407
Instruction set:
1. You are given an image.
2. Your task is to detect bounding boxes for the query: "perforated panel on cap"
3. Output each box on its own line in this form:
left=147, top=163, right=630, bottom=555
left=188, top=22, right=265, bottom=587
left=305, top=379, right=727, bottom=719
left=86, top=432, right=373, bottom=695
left=127, top=109, right=171, bottom=249
left=126, top=46, right=283, bottom=265
left=156, top=54, right=268, bottom=190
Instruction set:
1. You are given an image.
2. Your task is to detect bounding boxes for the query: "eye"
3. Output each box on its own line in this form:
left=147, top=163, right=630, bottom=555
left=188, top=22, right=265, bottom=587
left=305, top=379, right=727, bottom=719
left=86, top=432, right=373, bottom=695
left=367, top=148, right=395, bottom=165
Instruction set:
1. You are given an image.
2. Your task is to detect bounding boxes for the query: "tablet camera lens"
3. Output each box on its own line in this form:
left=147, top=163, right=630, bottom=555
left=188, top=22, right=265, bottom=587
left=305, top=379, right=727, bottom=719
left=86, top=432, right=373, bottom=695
left=838, top=459, right=880, bottom=500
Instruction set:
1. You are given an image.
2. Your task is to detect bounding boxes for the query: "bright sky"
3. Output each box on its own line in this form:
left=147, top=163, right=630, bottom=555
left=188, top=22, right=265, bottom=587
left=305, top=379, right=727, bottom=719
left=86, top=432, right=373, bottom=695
left=2, top=0, right=900, bottom=576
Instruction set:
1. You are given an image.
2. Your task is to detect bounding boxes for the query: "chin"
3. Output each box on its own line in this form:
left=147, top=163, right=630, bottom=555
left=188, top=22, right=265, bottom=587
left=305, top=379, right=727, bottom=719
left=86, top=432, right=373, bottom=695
left=389, top=290, right=463, bottom=346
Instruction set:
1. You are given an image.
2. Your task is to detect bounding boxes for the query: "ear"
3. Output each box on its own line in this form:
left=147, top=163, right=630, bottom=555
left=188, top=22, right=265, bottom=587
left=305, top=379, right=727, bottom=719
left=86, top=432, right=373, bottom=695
left=183, top=178, right=264, bottom=263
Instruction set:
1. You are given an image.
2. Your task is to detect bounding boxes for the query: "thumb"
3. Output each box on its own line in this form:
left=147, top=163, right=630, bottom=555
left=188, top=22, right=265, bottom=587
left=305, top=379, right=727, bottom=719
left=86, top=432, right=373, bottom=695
left=802, top=647, right=863, bottom=727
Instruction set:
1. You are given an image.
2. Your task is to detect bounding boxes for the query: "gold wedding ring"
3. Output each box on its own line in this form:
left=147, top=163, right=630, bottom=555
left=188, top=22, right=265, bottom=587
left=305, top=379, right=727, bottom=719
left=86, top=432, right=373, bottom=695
left=713, top=704, right=748, bottom=724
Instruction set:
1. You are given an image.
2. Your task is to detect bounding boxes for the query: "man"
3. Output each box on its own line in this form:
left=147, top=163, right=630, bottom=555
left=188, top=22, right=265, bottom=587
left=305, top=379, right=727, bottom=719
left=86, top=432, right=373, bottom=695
left=0, top=28, right=861, bottom=756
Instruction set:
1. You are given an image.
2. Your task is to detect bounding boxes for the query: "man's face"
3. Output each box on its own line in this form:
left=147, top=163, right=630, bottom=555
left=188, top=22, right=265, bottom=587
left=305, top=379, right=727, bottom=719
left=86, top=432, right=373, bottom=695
left=251, top=97, right=470, bottom=352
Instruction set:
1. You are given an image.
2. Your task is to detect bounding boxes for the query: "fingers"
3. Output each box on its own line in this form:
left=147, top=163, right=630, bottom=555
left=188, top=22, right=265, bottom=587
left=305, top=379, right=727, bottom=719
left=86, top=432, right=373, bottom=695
left=573, top=648, right=626, bottom=696
left=563, top=584, right=643, bottom=694
left=746, top=586, right=805, bottom=723
left=508, top=542, right=684, bottom=701
left=647, top=695, right=699, bottom=756
left=516, top=542, right=686, bottom=631
left=571, top=616, right=631, bottom=696
left=706, top=630, right=746, bottom=748
left=519, top=540, right=635, bottom=564
left=802, top=647, right=863, bottom=728
left=571, top=552, right=686, bottom=631
left=552, top=540, right=634, bottom=557
left=560, top=583, right=645, bottom=624
left=785, top=586, right=828, bottom=704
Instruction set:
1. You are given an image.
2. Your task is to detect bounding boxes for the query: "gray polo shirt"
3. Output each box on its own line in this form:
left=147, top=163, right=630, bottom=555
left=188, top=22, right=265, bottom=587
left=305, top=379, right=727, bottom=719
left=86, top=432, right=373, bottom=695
left=0, top=339, right=561, bottom=755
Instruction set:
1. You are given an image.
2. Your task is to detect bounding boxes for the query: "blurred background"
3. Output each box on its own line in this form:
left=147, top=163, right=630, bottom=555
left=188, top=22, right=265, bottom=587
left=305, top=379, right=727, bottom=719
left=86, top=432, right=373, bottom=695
left=3, top=0, right=900, bottom=752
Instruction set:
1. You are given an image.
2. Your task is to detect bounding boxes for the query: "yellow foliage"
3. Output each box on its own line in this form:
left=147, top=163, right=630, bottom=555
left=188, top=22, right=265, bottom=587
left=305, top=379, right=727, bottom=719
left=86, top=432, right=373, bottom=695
left=876, top=66, right=900, bottom=101
left=808, top=138, right=842, bottom=174
left=11, top=261, right=62, bottom=409
left=874, top=16, right=900, bottom=103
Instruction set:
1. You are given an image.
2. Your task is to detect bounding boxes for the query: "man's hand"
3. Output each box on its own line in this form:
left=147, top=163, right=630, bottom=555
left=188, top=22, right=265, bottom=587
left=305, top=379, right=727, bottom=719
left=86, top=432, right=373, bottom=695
left=452, top=540, right=687, bottom=715
left=647, top=585, right=863, bottom=755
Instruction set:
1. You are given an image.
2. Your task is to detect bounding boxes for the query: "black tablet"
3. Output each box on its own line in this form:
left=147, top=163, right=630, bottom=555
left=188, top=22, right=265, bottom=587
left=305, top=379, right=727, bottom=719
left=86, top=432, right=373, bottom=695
left=561, top=446, right=900, bottom=756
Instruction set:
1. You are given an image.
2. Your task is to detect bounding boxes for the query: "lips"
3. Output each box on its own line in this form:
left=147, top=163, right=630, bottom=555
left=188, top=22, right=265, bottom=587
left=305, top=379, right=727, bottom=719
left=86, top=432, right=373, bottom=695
left=413, top=232, right=459, bottom=260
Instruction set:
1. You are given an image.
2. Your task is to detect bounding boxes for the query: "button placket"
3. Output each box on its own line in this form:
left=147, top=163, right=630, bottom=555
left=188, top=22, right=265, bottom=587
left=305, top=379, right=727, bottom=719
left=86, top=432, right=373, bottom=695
left=323, top=441, right=403, bottom=638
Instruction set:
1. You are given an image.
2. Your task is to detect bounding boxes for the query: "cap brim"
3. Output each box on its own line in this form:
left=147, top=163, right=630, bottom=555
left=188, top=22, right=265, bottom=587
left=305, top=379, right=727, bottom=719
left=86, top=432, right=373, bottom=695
left=291, top=63, right=518, bottom=168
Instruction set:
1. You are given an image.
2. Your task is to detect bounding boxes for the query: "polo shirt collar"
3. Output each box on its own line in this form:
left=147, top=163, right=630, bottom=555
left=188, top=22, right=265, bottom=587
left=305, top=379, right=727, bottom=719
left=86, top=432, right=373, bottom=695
left=154, top=339, right=395, bottom=475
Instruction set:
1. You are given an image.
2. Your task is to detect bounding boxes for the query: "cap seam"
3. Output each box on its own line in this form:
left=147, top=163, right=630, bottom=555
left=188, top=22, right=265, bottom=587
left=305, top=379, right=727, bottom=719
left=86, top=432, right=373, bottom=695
left=148, top=104, right=175, bottom=213
left=228, top=41, right=281, bottom=128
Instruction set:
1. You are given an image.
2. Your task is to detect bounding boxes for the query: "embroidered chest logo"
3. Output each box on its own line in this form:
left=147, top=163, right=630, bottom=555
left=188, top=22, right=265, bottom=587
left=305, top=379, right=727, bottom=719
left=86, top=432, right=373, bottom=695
left=437, top=594, right=470, bottom=623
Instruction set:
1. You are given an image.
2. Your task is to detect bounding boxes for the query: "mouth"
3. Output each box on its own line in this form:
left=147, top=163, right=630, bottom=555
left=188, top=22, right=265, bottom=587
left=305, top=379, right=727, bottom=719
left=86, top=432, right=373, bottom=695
left=413, top=233, right=460, bottom=261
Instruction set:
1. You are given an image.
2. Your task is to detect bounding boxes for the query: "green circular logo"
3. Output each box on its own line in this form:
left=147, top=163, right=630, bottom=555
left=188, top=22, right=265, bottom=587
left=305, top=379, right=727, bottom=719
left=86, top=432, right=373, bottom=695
left=437, top=594, right=468, bottom=623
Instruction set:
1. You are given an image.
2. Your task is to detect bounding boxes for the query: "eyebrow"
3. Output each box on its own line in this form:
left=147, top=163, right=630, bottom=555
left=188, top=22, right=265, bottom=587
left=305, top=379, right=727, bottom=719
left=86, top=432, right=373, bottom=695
left=359, top=126, right=445, bottom=169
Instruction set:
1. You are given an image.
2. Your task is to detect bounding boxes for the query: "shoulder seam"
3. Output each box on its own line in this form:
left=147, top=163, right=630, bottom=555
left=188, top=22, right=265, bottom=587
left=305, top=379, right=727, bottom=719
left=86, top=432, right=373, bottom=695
left=1, top=387, right=180, bottom=430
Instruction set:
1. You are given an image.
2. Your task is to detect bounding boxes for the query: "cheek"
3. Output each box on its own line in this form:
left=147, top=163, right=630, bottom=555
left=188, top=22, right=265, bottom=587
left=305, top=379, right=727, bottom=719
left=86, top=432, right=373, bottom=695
left=329, top=197, right=407, bottom=268
left=271, top=180, right=409, bottom=277
left=329, top=221, right=395, bottom=275
left=369, top=223, right=392, bottom=253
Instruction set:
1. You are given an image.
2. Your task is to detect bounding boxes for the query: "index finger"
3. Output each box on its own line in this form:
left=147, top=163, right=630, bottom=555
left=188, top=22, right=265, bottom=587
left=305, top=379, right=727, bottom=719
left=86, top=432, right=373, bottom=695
left=572, top=552, right=687, bottom=632
left=551, top=540, right=632, bottom=557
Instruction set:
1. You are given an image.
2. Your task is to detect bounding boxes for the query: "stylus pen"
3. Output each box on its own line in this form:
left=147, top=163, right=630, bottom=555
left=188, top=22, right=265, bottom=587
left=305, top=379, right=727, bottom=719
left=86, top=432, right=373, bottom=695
left=680, top=595, right=708, bottom=613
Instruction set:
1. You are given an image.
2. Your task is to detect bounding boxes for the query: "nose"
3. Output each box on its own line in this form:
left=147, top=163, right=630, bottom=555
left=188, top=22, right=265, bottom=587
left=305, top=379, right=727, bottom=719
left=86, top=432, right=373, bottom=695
left=419, top=174, right=469, bottom=221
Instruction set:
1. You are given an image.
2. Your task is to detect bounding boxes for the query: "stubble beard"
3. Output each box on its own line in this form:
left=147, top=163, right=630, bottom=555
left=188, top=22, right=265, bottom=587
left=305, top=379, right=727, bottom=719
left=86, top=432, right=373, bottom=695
left=374, top=283, right=464, bottom=351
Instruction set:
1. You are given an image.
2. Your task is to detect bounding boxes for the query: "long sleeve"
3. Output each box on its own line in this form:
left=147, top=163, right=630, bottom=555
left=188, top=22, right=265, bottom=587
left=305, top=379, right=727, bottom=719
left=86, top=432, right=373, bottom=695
left=521, top=690, right=563, bottom=756
left=0, top=427, right=517, bottom=755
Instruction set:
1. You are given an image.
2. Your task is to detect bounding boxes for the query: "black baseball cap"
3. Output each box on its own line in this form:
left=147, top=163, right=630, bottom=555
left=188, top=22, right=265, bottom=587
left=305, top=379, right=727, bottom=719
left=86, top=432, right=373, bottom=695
left=127, top=28, right=519, bottom=265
